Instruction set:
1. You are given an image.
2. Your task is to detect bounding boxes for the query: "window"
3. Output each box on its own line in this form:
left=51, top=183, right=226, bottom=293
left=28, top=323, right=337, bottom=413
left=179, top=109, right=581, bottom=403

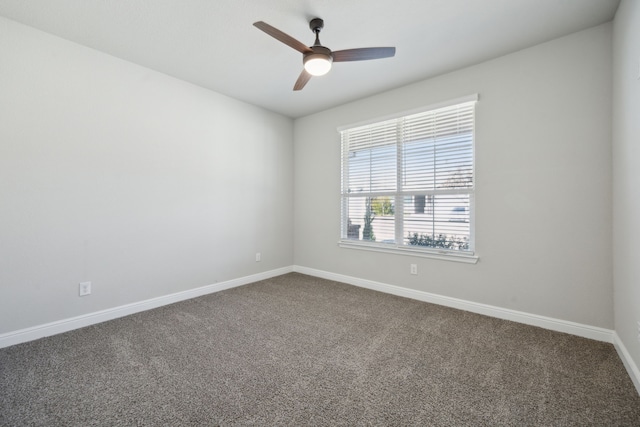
left=339, top=95, right=477, bottom=263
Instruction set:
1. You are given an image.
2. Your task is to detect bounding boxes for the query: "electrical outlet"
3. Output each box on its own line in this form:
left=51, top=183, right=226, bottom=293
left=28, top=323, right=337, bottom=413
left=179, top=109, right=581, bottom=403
left=410, top=264, right=418, bottom=275
left=79, top=281, right=91, bottom=296
left=256, top=252, right=261, bottom=262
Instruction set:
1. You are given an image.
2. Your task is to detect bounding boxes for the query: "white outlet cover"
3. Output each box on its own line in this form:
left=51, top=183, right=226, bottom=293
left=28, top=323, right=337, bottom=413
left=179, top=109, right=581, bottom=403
left=79, top=281, right=91, bottom=296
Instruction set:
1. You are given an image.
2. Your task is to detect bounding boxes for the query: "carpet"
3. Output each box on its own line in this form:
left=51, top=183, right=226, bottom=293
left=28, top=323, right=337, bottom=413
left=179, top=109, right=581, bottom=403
left=1, top=273, right=639, bottom=426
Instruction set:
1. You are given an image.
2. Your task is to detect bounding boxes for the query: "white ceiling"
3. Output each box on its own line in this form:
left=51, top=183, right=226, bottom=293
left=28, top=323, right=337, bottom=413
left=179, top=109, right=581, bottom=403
left=0, top=0, right=619, bottom=118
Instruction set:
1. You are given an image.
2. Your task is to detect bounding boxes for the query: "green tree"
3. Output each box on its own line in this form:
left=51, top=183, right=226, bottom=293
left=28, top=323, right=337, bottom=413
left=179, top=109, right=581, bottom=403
left=441, top=168, right=472, bottom=189
left=371, top=197, right=394, bottom=216
left=362, top=197, right=376, bottom=241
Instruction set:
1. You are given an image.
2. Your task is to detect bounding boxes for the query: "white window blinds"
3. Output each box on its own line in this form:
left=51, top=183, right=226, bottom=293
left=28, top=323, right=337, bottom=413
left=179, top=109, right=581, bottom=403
left=340, top=96, right=476, bottom=253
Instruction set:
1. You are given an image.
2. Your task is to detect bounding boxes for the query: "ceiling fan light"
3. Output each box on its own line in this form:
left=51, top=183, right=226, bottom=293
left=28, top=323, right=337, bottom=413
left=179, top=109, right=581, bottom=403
left=304, top=54, right=332, bottom=76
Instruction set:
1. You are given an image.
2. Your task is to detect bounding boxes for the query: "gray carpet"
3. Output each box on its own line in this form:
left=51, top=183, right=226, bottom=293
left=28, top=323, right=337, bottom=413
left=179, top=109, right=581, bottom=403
left=1, top=273, right=639, bottom=426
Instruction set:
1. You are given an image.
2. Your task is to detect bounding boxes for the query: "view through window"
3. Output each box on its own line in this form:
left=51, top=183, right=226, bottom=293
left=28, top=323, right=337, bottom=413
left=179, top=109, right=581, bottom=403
left=340, top=96, right=477, bottom=255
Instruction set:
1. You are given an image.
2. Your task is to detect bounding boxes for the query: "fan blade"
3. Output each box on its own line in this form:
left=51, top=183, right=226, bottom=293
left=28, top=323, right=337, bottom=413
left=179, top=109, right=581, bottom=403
left=253, top=21, right=312, bottom=54
left=293, top=69, right=312, bottom=91
left=332, top=47, right=396, bottom=62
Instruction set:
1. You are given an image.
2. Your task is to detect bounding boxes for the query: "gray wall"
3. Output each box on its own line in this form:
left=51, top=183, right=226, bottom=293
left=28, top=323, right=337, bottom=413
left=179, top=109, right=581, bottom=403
left=0, top=17, right=294, bottom=333
left=613, top=0, right=640, bottom=377
left=0, top=14, right=621, bottom=343
left=294, top=24, right=613, bottom=329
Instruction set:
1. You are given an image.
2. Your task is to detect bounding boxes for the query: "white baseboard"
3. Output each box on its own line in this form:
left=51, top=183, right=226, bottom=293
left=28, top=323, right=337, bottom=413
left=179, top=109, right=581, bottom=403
left=292, top=265, right=614, bottom=343
left=0, top=266, right=293, bottom=349
left=0, top=264, right=618, bottom=349
left=613, top=332, right=640, bottom=396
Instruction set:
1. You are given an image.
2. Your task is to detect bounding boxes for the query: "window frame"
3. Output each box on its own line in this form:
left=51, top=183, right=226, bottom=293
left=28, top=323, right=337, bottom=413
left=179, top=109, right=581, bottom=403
left=338, top=95, right=479, bottom=264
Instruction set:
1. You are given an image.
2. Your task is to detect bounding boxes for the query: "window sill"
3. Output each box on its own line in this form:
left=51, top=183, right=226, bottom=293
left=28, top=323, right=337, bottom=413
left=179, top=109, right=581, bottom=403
left=338, top=240, right=479, bottom=264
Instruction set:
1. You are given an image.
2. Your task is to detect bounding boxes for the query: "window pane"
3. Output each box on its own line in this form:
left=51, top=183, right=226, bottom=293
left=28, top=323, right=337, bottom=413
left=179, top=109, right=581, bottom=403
left=347, top=144, right=397, bottom=194
left=343, top=196, right=396, bottom=244
left=403, top=132, right=473, bottom=192
left=403, top=194, right=470, bottom=250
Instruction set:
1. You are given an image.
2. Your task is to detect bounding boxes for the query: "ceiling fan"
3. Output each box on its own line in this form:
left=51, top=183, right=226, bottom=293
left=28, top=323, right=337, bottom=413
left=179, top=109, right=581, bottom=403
left=253, top=18, right=396, bottom=91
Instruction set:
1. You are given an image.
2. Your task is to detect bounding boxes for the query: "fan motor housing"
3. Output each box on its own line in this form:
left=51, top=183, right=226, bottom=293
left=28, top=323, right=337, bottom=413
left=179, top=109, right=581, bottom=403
left=304, top=45, right=332, bottom=62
